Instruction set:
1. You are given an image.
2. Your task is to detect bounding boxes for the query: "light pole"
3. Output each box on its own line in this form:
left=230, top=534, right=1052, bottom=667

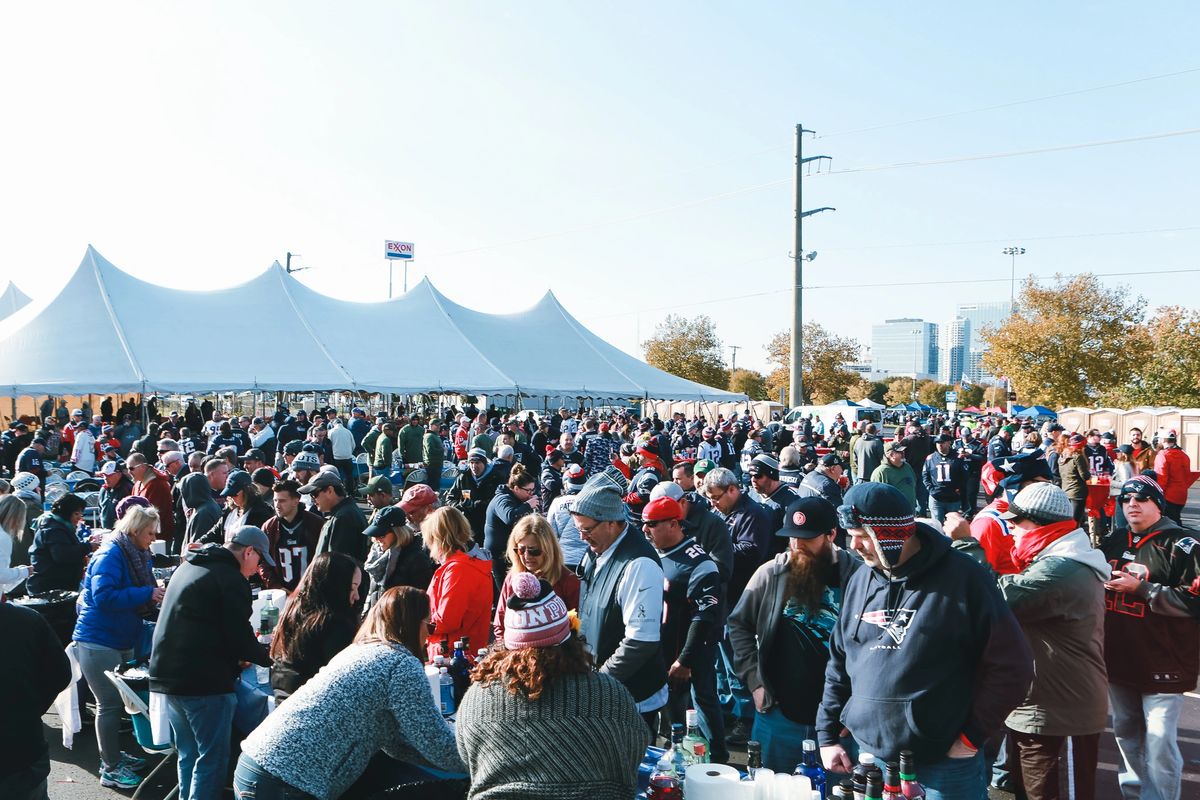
left=1001, top=246, right=1025, bottom=413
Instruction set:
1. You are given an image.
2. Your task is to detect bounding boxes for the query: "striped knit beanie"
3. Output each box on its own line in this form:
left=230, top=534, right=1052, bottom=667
left=504, top=573, right=571, bottom=650
left=1118, top=474, right=1165, bottom=509
left=837, top=482, right=916, bottom=568
left=570, top=465, right=628, bottom=522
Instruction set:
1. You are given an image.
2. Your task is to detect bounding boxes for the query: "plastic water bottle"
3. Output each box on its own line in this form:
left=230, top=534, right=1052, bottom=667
left=438, top=667, right=455, bottom=715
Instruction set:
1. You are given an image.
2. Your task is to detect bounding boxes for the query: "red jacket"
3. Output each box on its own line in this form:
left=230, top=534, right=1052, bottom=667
left=134, top=468, right=175, bottom=541
left=426, top=548, right=493, bottom=661
left=1154, top=446, right=1193, bottom=505
left=970, top=497, right=1020, bottom=576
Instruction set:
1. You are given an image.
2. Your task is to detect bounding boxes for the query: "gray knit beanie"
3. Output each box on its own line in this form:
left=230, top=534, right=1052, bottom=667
left=570, top=466, right=629, bottom=522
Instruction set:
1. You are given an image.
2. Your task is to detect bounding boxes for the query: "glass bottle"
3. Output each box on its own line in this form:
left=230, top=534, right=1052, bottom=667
left=865, top=774, right=883, bottom=800
left=743, top=740, right=763, bottom=782
left=898, top=750, right=925, bottom=799
left=681, top=709, right=710, bottom=765
left=794, top=738, right=826, bottom=798
left=882, top=762, right=903, bottom=800
left=647, top=757, right=682, bottom=799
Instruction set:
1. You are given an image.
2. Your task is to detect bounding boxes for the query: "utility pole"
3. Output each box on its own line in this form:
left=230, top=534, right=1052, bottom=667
left=790, top=123, right=835, bottom=409
left=729, top=345, right=741, bottom=373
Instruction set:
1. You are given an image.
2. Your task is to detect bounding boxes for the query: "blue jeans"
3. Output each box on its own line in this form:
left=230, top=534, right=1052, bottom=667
left=1109, top=685, right=1183, bottom=800
left=751, top=708, right=813, bottom=773
left=166, top=693, right=237, bottom=800
left=233, top=754, right=315, bottom=800
left=715, top=633, right=753, bottom=721
left=903, top=750, right=987, bottom=800
left=928, top=496, right=957, bottom=525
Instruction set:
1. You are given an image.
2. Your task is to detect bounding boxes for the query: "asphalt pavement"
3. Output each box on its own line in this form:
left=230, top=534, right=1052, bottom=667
left=41, top=484, right=1200, bottom=800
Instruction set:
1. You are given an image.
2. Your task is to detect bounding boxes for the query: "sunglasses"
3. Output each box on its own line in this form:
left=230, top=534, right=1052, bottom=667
left=515, top=546, right=542, bottom=556
left=643, top=519, right=675, bottom=529
left=1119, top=494, right=1154, bottom=504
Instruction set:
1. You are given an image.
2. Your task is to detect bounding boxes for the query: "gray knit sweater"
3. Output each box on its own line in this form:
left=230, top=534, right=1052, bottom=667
left=456, top=670, right=650, bottom=799
left=241, top=642, right=465, bottom=799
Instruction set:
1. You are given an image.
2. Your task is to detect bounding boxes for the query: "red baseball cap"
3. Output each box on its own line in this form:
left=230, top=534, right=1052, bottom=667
left=643, top=496, right=683, bottom=523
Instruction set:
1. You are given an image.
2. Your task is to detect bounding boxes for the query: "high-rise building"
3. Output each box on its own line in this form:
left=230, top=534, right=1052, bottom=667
left=938, top=316, right=971, bottom=385
left=956, top=300, right=1013, bottom=383
left=870, top=318, right=939, bottom=380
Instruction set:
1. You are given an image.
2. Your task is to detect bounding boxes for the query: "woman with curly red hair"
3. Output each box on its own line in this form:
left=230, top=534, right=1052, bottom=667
left=456, top=572, right=649, bottom=799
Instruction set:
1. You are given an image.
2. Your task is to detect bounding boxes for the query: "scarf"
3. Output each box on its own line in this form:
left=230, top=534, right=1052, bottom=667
left=1011, top=519, right=1078, bottom=571
left=115, top=532, right=158, bottom=619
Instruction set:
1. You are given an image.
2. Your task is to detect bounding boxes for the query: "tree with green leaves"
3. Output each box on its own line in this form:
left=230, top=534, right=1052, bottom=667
left=643, top=314, right=729, bottom=390
left=1105, top=305, right=1200, bottom=407
left=764, top=323, right=862, bottom=405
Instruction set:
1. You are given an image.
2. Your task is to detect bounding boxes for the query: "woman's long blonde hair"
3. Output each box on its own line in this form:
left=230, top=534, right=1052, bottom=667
left=506, top=514, right=565, bottom=585
left=421, top=506, right=473, bottom=561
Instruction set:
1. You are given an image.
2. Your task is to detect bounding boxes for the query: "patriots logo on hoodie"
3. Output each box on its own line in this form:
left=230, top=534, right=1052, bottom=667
left=860, top=608, right=917, bottom=645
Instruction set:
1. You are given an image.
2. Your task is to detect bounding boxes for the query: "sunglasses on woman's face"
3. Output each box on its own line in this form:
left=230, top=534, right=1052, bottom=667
left=516, top=546, right=542, bottom=556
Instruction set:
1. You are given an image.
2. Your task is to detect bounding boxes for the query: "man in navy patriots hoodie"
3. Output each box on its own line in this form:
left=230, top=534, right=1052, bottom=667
left=818, top=483, right=1033, bottom=800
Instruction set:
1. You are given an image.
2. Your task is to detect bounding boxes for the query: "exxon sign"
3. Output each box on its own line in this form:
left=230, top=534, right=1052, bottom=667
left=385, top=240, right=414, bottom=260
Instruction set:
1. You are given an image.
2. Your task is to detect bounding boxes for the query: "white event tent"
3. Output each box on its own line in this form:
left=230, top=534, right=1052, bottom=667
left=0, top=281, right=31, bottom=323
left=0, top=247, right=745, bottom=403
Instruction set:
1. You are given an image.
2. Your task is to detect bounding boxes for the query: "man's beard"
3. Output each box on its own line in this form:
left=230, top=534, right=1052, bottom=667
left=785, top=540, right=835, bottom=613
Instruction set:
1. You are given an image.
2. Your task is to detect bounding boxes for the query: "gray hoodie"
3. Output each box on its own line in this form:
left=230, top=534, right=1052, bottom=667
left=998, top=528, right=1110, bottom=736
left=180, top=472, right=221, bottom=547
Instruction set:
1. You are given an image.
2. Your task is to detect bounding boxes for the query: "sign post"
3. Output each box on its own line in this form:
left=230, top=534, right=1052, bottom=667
left=945, top=390, right=958, bottom=414
left=384, top=240, right=415, bottom=298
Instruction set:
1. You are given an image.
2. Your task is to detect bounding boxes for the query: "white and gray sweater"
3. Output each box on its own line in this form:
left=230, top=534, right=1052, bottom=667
left=456, top=671, right=650, bottom=799
left=241, top=642, right=465, bottom=799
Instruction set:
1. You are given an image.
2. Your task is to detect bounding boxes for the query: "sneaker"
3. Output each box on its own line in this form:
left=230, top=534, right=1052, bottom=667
left=724, top=719, right=752, bottom=746
left=99, top=764, right=142, bottom=790
left=119, top=751, right=147, bottom=772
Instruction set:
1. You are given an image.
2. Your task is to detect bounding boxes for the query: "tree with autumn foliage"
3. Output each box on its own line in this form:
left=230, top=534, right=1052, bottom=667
left=1106, top=305, right=1200, bottom=407
left=982, top=274, right=1146, bottom=408
left=884, top=379, right=914, bottom=407
left=764, top=323, right=862, bottom=405
left=728, top=368, right=769, bottom=400
left=643, top=314, right=730, bottom=389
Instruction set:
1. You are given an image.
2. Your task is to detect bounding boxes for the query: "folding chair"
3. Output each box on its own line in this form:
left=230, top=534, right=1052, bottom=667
left=105, top=670, right=178, bottom=800
left=66, top=469, right=94, bottom=482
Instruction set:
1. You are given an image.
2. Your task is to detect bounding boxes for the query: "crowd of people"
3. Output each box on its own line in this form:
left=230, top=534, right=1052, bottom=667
left=0, top=398, right=1197, bottom=800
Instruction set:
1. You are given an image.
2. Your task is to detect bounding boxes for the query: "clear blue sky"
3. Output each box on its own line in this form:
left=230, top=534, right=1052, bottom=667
left=1, top=2, right=1197, bottom=375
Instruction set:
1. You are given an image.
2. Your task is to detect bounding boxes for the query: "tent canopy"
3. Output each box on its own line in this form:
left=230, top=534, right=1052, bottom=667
left=854, top=398, right=884, bottom=409
left=1016, top=405, right=1057, bottom=419
left=0, top=247, right=744, bottom=402
left=0, top=281, right=30, bottom=323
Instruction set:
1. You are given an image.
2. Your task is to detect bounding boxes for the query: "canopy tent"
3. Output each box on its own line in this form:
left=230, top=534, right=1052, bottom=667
left=0, top=247, right=745, bottom=402
left=825, top=399, right=860, bottom=407
left=887, top=404, right=909, bottom=412
left=854, top=398, right=885, bottom=409
left=960, top=405, right=984, bottom=414
left=1015, top=405, right=1057, bottom=419
left=0, top=281, right=30, bottom=323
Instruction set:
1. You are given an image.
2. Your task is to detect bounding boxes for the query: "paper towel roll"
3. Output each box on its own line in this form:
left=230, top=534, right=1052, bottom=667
left=685, top=762, right=747, bottom=800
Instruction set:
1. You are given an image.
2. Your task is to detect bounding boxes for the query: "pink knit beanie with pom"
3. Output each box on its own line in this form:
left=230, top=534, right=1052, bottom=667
left=503, top=572, right=571, bottom=650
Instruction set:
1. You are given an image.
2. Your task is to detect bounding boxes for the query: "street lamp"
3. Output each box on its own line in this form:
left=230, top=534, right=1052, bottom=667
left=1002, top=246, right=1025, bottom=310
left=1001, top=246, right=1025, bottom=413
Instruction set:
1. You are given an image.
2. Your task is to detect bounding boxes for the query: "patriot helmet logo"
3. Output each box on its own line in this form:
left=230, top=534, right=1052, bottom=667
left=860, top=608, right=917, bottom=645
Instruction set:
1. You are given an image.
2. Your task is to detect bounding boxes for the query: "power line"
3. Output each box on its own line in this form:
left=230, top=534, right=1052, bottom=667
left=427, top=128, right=1200, bottom=260
left=583, top=267, right=1200, bottom=321
left=818, top=66, right=1200, bottom=138
left=824, top=224, right=1200, bottom=252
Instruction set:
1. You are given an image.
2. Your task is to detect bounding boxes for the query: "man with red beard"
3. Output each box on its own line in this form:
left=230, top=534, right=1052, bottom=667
left=727, top=496, right=861, bottom=772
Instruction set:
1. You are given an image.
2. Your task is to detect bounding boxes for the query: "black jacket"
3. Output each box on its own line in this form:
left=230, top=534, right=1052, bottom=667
left=315, top=496, right=370, bottom=563
left=149, top=544, right=269, bottom=695
left=0, top=604, right=72, bottom=778
left=818, top=524, right=1033, bottom=764
left=28, top=513, right=89, bottom=594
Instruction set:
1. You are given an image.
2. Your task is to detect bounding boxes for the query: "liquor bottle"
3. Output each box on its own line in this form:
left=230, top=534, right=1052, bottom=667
left=437, top=667, right=455, bottom=715
left=260, top=596, right=279, bottom=635
left=865, top=773, right=883, bottom=800
left=851, top=752, right=878, bottom=800
left=881, top=762, right=903, bottom=800
left=669, top=723, right=686, bottom=783
left=681, top=709, right=710, bottom=765
left=794, top=738, right=826, bottom=798
left=461, top=636, right=472, bottom=664
left=743, top=740, right=763, bottom=781
left=450, top=640, right=471, bottom=704
left=476, top=648, right=488, bottom=663
left=898, top=751, right=925, bottom=799
left=832, top=784, right=855, bottom=800
left=647, top=757, right=682, bottom=799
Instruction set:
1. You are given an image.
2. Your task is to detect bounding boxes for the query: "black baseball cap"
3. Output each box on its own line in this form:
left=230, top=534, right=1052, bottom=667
left=934, top=433, right=954, bottom=444
left=219, top=469, right=254, bottom=497
left=776, top=496, right=838, bottom=539
left=243, top=448, right=267, bottom=463
left=363, top=506, right=408, bottom=538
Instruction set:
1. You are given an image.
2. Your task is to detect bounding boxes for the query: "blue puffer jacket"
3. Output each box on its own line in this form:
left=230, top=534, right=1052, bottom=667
left=72, top=539, right=155, bottom=650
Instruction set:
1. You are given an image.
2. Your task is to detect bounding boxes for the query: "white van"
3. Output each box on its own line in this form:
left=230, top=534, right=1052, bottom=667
left=783, top=403, right=882, bottom=430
